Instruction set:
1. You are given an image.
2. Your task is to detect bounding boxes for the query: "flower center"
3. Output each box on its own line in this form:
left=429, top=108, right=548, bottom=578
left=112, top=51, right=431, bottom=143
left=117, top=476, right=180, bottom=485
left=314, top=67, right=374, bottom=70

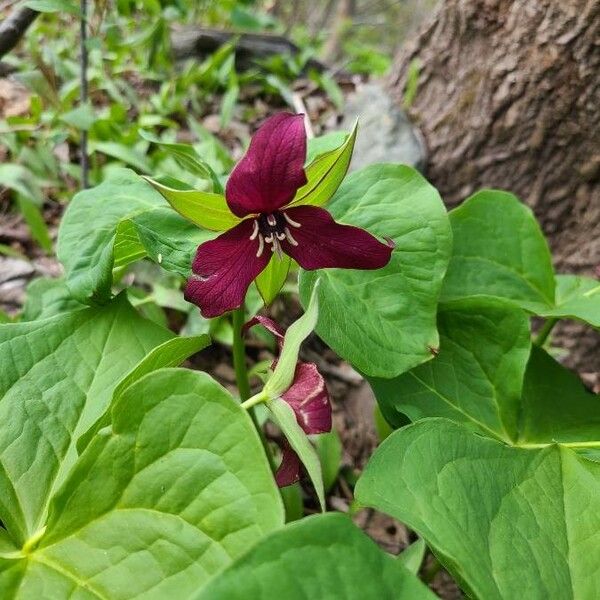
left=249, top=210, right=301, bottom=258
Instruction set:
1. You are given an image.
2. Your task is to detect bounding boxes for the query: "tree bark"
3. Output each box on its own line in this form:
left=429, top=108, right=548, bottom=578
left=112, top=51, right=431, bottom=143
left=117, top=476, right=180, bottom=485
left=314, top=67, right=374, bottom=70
left=388, top=0, right=600, bottom=374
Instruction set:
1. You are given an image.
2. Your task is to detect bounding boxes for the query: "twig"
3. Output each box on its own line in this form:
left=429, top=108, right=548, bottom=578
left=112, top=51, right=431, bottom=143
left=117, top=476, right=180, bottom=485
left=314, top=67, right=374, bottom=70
left=79, top=0, right=89, bottom=188
left=292, top=93, right=314, bottom=139
left=0, top=5, right=38, bottom=59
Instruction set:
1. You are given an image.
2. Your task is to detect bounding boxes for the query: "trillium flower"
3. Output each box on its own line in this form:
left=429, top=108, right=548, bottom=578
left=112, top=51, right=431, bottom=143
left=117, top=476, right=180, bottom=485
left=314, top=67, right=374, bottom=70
left=244, top=315, right=332, bottom=487
left=185, top=112, right=394, bottom=318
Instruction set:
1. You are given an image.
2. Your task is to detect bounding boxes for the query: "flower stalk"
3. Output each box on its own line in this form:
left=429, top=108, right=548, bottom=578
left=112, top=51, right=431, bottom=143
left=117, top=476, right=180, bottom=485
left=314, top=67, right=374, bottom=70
left=232, top=306, right=251, bottom=402
left=241, top=390, right=269, bottom=410
left=231, top=305, right=276, bottom=473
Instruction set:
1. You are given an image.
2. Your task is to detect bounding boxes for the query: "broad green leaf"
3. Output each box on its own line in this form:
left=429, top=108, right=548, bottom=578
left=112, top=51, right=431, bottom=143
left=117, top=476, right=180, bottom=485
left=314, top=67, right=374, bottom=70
left=300, top=164, right=452, bottom=377
left=255, top=254, right=291, bottom=305
left=267, top=398, right=325, bottom=511
left=536, top=274, right=600, bottom=328
left=123, top=206, right=212, bottom=278
left=76, top=334, right=212, bottom=453
left=369, top=299, right=531, bottom=443
left=21, top=277, right=83, bottom=321
left=57, top=169, right=211, bottom=304
left=114, top=335, right=210, bottom=399
left=264, top=282, right=319, bottom=398
left=440, top=190, right=555, bottom=310
left=517, top=346, right=600, bottom=448
left=0, top=295, right=171, bottom=545
left=143, top=176, right=239, bottom=231
left=195, top=513, right=436, bottom=600
left=290, top=121, right=357, bottom=207
left=398, top=538, right=426, bottom=575
left=58, top=169, right=162, bottom=303
left=2, top=369, right=283, bottom=598
left=356, top=418, right=600, bottom=600
left=315, top=430, right=342, bottom=492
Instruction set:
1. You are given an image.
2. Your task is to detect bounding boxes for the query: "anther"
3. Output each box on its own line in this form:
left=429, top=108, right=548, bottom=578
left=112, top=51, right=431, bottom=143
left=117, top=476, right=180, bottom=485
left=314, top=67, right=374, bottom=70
left=266, top=214, right=277, bottom=227
left=285, top=227, right=298, bottom=246
left=249, top=220, right=259, bottom=240
left=283, top=212, right=301, bottom=228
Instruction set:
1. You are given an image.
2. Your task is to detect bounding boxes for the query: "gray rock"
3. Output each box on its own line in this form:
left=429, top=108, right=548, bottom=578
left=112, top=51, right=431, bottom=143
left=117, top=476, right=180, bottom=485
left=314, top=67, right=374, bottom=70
left=341, top=82, right=426, bottom=171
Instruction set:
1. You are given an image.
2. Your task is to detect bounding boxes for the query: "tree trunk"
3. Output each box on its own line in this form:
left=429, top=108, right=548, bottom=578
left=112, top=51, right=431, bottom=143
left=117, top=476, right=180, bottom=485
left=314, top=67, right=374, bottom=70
left=388, top=0, right=600, bottom=375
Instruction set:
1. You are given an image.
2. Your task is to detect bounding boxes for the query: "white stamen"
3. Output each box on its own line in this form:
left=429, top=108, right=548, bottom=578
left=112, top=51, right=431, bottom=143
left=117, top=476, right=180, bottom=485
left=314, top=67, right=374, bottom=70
left=256, top=233, right=264, bottom=258
left=267, top=214, right=277, bottom=227
left=265, top=233, right=274, bottom=243
left=271, top=237, right=283, bottom=258
left=276, top=232, right=286, bottom=241
left=249, top=220, right=259, bottom=240
left=285, top=227, right=299, bottom=246
left=283, top=212, right=301, bottom=228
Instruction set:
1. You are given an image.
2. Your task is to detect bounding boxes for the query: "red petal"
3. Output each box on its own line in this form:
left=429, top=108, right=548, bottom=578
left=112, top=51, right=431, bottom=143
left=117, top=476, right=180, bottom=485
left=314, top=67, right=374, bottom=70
left=225, top=113, right=308, bottom=217
left=184, top=219, right=270, bottom=318
left=275, top=441, right=301, bottom=487
left=243, top=315, right=285, bottom=341
left=282, top=362, right=332, bottom=434
left=281, top=205, right=394, bottom=270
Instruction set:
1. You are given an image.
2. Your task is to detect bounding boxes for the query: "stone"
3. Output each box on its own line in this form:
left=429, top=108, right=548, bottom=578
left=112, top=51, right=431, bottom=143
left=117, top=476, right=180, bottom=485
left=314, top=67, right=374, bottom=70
left=341, top=82, right=426, bottom=171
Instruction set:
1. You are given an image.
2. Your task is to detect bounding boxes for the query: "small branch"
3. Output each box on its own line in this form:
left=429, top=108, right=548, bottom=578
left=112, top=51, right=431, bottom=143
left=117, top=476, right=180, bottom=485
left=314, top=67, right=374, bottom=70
left=170, top=26, right=329, bottom=74
left=292, top=93, right=314, bottom=139
left=79, top=0, right=89, bottom=188
left=0, top=6, right=38, bottom=59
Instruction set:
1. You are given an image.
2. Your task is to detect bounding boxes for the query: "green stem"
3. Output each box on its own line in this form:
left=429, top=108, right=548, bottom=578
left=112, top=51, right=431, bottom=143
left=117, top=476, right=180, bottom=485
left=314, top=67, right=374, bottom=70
left=241, top=391, right=269, bottom=410
left=535, top=317, right=558, bottom=346
left=231, top=306, right=276, bottom=472
left=232, top=307, right=251, bottom=402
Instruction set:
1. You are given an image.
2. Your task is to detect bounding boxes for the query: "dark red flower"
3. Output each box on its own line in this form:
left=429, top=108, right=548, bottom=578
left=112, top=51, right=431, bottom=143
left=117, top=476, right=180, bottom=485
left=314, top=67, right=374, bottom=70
left=185, top=112, right=394, bottom=318
left=245, top=315, right=332, bottom=486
